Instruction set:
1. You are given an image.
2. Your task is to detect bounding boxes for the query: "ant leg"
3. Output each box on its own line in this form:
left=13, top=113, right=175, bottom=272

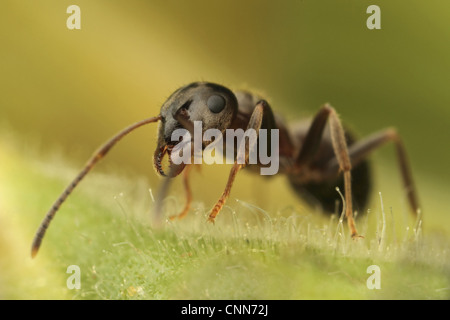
left=294, top=104, right=360, bottom=238
left=326, top=105, right=360, bottom=238
left=169, top=165, right=193, bottom=220
left=326, top=128, right=420, bottom=216
left=208, top=100, right=276, bottom=223
left=294, top=106, right=331, bottom=170
left=208, top=163, right=243, bottom=223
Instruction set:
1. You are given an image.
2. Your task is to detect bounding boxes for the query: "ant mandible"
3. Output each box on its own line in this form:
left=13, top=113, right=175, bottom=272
left=31, top=81, right=420, bottom=258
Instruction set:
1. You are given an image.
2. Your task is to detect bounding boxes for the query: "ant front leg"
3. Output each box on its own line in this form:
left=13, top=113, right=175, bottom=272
left=207, top=162, right=243, bottom=223
left=169, top=164, right=193, bottom=221
left=208, top=100, right=277, bottom=223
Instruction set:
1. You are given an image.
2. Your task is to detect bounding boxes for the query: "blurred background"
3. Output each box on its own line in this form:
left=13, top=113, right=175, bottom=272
left=1, top=0, right=449, bottom=233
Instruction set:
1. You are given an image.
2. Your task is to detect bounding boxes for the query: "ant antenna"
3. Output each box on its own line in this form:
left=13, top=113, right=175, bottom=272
left=31, top=115, right=161, bottom=258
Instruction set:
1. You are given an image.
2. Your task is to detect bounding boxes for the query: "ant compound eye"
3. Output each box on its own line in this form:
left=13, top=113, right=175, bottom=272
left=207, top=95, right=226, bottom=113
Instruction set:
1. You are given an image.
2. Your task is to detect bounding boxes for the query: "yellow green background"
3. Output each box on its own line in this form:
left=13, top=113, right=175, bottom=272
left=1, top=0, right=449, bottom=299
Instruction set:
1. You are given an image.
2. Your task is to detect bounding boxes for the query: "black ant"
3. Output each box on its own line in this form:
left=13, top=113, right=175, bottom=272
left=31, top=81, right=420, bottom=257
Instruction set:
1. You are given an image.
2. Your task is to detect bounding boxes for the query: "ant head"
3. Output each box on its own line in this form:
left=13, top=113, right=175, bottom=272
left=154, top=82, right=238, bottom=177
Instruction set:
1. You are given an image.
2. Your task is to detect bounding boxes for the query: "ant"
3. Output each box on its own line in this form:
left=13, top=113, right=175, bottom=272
left=31, top=81, right=420, bottom=258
